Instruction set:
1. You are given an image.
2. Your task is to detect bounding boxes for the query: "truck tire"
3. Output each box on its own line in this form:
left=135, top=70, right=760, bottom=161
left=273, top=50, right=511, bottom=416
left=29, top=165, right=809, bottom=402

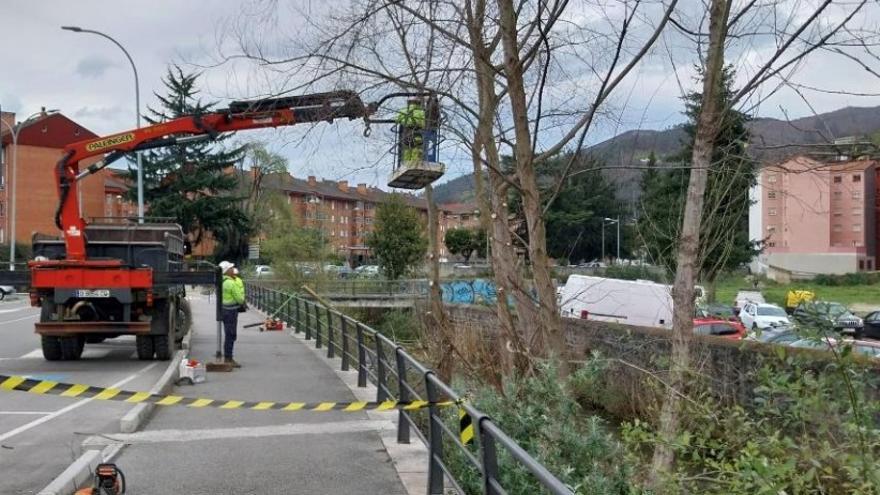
left=154, top=300, right=177, bottom=360
left=60, top=337, right=84, bottom=360
left=136, top=335, right=155, bottom=360
left=41, top=336, right=63, bottom=361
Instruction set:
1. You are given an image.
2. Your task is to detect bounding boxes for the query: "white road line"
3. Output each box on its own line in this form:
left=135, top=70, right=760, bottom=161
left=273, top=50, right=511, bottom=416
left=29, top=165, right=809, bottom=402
left=0, top=411, right=54, bottom=415
left=82, top=419, right=397, bottom=447
left=0, top=306, right=31, bottom=314
left=18, top=349, right=43, bottom=359
left=0, top=314, right=38, bottom=325
left=0, top=362, right=160, bottom=443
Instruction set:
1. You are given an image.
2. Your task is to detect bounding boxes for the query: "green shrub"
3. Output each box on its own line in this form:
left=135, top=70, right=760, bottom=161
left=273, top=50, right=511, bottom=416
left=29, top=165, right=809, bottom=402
left=602, top=265, right=667, bottom=283
left=813, top=272, right=880, bottom=286
left=449, top=362, right=637, bottom=494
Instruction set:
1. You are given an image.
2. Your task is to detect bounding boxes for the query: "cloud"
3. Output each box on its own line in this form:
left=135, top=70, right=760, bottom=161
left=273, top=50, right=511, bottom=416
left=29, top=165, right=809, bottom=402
left=74, top=56, right=118, bottom=78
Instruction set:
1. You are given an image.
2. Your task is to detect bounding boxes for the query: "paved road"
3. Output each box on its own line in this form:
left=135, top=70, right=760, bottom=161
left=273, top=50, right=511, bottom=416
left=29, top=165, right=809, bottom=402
left=109, top=296, right=408, bottom=495
left=0, top=296, right=171, bottom=495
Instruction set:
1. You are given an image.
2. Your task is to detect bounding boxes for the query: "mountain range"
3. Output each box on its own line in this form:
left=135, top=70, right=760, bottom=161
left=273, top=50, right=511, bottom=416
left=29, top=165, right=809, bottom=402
left=432, top=105, right=880, bottom=206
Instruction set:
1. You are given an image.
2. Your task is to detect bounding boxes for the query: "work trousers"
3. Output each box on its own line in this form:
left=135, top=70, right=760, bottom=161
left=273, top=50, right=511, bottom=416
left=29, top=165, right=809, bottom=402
left=222, top=307, right=239, bottom=359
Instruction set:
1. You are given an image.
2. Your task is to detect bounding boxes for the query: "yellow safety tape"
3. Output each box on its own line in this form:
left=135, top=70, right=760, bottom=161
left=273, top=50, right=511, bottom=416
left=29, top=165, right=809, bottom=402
left=0, top=373, right=460, bottom=413
left=459, top=408, right=474, bottom=446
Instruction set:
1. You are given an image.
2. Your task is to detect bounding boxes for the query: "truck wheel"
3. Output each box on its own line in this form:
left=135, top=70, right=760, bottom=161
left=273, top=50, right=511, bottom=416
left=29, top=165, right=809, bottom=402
left=136, top=335, right=155, bottom=360
left=154, top=335, right=176, bottom=360
left=154, top=301, right=177, bottom=360
left=41, top=336, right=63, bottom=361
left=60, top=337, right=84, bottom=360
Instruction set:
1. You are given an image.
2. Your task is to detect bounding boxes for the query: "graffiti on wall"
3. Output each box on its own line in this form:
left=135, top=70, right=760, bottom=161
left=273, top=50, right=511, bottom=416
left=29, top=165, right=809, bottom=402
left=441, top=279, right=498, bottom=305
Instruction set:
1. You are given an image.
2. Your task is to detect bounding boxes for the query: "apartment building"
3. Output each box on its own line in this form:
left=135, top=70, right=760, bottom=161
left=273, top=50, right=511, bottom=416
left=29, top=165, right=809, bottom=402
left=0, top=110, right=107, bottom=245
left=262, top=173, right=449, bottom=264
left=750, top=155, right=879, bottom=275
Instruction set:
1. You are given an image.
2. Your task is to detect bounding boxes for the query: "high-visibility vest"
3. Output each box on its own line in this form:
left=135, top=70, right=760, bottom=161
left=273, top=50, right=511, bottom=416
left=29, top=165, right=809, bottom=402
left=396, top=104, right=426, bottom=128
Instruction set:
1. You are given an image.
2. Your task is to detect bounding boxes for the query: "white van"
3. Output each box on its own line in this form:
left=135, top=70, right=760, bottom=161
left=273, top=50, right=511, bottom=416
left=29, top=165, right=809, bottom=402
left=559, top=275, right=705, bottom=329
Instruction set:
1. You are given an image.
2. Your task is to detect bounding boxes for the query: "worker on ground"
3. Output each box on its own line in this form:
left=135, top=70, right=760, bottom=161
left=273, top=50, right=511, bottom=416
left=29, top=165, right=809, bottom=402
left=220, top=261, right=244, bottom=368
left=396, top=98, right=426, bottom=163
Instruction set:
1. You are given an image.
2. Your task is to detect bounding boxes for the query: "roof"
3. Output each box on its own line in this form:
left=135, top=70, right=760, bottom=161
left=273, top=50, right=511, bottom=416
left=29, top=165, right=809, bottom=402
left=257, top=172, right=431, bottom=210
left=1, top=112, right=98, bottom=148
left=767, top=155, right=878, bottom=173
left=441, top=202, right=479, bottom=215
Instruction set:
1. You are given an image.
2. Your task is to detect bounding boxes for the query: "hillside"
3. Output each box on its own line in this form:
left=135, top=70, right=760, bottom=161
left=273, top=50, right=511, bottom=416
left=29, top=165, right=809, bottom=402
left=433, top=105, right=880, bottom=206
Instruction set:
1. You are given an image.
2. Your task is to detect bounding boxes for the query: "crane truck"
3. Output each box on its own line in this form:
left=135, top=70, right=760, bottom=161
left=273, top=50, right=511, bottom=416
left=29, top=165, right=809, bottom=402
left=0, top=90, right=442, bottom=361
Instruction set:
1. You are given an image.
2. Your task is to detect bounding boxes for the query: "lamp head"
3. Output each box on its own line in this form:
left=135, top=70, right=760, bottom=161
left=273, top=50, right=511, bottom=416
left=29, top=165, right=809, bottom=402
left=61, top=26, right=84, bottom=32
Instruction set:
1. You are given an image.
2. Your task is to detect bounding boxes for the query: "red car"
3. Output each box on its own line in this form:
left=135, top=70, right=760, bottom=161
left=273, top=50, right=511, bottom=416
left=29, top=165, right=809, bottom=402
left=693, top=318, right=747, bottom=340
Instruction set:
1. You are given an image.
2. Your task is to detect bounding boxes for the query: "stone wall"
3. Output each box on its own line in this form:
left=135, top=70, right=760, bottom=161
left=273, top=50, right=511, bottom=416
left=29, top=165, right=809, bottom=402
left=442, top=304, right=880, bottom=419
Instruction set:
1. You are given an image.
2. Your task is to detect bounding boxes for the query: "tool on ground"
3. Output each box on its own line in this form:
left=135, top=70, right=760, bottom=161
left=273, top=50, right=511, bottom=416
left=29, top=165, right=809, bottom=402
left=73, top=463, right=125, bottom=495
left=244, top=293, right=297, bottom=331
left=0, top=90, right=443, bottom=366
left=0, top=373, right=458, bottom=412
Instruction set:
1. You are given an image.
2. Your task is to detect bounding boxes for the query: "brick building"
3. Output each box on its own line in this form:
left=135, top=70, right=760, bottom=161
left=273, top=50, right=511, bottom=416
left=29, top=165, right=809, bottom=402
left=750, top=155, right=880, bottom=275
left=260, top=172, right=449, bottom=264
left=0, top=110, right=107, bottom=246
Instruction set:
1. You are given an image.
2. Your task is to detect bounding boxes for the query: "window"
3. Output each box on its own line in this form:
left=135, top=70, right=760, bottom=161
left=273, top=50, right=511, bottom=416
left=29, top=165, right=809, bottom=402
left=768, top=242, right=776, bottom=247
left=768, top=208, right=777, bottom=216
left=853, top=174, right=862, bottom=183
left=833, top=175, right=842, bottom=183
left=767, top=190, right=777, bottom=199
left=833, top=191, right=843, bottom=199
left=834, top=212, right=843, bottom=218
left=331, top=215, right=335, bottom=223
left=860, top=260, right=865, bottom=270
left=854, top=224, right=862, bottom=232
left=767, top=174, right=778, bottom=183
left=833, top=224, right=843, bottom=232
left=853, top=207, right=862, bottom=216
left=767, top=226, right=777, bottom=234
left=852, top=190, right=862, bottom=199
left=331, top=200, right=336, bottom=210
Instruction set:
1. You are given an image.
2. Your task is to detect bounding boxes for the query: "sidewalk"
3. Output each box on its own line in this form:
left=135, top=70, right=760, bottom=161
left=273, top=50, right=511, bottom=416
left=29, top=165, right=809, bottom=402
left=109, top=295, right=409, bottom=495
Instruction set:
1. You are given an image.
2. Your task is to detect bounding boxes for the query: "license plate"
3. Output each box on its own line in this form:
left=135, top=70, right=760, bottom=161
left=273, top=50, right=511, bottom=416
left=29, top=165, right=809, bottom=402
left=76, top=289, right=110, bottom=298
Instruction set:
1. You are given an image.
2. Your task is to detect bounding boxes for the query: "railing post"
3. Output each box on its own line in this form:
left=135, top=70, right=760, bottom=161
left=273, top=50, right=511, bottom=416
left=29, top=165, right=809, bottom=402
left=480, top=419, right=500, bottom=495
left=340, top=317, right=350, bottom=371
left=395, top=347, right=411, bottom=444
left=305, top=302, right=312, bottom=340
left=294, top=297, right=301, bottom=334
left=326, top=307, right=335, bottom=359
left=356, top=323, right=367, bottom=387
left=284, top=295, right=292, bottom=327
left=425, top=372, right=444, bottom=495
left=375, top=336, right=388, bottom=401
left=315, top=302, right=323, bottom=349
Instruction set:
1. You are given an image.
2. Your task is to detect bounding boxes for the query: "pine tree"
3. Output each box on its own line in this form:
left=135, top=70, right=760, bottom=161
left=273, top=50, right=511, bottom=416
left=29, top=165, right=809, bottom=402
left=638, top=66, right=760, bottom=286
left=367, top=195, right=427, bottom=279
left=129, top=66, right=250, bottom=260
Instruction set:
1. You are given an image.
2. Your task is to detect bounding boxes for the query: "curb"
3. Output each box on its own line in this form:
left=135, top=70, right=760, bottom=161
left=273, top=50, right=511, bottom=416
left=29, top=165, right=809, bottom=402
left=36, top=443, right=121, bottom=495
left=119, top=348, right=187, bottom=433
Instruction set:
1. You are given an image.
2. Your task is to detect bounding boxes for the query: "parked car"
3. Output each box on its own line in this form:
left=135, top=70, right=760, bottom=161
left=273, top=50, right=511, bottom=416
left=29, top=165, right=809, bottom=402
left=734, top=290, right=765, bottom=312
left=696, top=302, right=739, bottom=322
left=0, top=285, right=14, bottom=300
left=788, top=337, right=880, bottom=359
left=792, top=301, right=863, bottom=337
left=355, top=265, right=380, bottom=278
left=739, top=302, right=791, bottom=330
left=254, top=265, right=274, bottom=278
left=861, top=310, right=880, bottom=339
left=693, top=318, right=746, bottom=340
left=746, top=326, right=801, bottom=345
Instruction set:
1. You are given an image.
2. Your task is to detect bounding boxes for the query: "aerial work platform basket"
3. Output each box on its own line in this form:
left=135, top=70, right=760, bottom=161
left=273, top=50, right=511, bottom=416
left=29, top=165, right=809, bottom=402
left=383, top=94, right=445, bottom=190
left=388, top=160, right=446, bottom=189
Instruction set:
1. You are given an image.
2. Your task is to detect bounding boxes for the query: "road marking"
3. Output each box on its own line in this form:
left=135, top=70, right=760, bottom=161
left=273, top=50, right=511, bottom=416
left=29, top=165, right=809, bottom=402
left=0, top=314, right=38, bottom=326
left=82, top=419, right=397, bottom=446
left=0, top=306, right=33, bottom=314
left=0, top=362, right=159, bottom=443
left=0, top=411, right=54, bottom=415
left=15, top=348, right=112, bottom=360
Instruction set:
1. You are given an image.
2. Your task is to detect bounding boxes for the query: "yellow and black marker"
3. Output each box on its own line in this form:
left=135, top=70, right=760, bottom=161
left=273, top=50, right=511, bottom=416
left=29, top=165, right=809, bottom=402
left=0, top=374, right=456, bottom=413
left=459, top=408, right=474, bottom=446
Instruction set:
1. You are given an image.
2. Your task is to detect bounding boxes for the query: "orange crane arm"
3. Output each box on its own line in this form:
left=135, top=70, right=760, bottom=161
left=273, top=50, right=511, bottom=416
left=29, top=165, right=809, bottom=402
left=55, top=91, right=373, bottom=260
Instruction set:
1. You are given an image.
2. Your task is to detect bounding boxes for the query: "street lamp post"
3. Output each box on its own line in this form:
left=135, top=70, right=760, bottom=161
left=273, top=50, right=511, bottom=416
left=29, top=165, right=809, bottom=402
left=0, top=108, right=59, bottom=270
left=62, top=26, right=143, bottom=222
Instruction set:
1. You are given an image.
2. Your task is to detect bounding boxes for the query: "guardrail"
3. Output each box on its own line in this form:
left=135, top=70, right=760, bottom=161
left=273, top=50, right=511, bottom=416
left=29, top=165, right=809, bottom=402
left=246, top=284, right=572, bottom=495
left=248, top=278, right=429, bottom=297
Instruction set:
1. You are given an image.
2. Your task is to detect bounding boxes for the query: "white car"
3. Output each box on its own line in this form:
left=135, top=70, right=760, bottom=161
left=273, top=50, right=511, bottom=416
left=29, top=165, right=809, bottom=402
left=0, top=285, right=13, bottom=300
left=254, top=265, right=274, bottom=278
left=739, top=302, right=790, bottom=330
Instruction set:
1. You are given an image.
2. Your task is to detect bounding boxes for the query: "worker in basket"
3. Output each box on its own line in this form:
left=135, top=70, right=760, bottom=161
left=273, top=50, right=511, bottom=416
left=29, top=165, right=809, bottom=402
left=396, top=98, right=426, bottom=164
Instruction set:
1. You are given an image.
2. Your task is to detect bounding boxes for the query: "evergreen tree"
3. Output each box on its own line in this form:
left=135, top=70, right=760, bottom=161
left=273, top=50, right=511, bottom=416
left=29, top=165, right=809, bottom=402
left=130, top=66, right=250, bottom=261
left=638, top=66, right=760, bottom=284
left=367, top=195, right=427, bottom=279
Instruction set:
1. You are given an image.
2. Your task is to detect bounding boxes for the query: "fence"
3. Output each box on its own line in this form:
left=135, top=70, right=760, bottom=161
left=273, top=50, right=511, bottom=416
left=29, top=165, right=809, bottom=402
left=246, top=283, right=572, bottom=495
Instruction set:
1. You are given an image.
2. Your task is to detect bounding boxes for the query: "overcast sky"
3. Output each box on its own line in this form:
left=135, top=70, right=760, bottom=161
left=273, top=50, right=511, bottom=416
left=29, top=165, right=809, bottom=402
left=3, top=1, right=880, bottom=190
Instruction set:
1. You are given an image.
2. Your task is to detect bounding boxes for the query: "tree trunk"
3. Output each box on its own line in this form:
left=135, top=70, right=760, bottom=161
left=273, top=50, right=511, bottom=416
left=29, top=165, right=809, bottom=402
left=425, top=184, right=454, bottom=383
left=647, top=0, right=731, bottom=487
left=497, top=0, right=568, bottom=374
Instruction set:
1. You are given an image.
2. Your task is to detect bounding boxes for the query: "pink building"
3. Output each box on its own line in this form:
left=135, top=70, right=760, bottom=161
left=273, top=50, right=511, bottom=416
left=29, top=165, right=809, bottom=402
left=753, top=155, right=878, bottom=275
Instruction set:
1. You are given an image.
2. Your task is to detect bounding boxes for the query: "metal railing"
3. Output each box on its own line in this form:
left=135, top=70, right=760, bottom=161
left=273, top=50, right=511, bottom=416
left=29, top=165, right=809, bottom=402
left=248, top=278, right=430, bottom=298
left=246, top=284, right=572, bottom=495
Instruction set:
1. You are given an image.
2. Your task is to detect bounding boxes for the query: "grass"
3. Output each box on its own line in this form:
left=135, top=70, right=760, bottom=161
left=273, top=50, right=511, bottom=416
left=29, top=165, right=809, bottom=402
left=715, top=275, right=880, bottom=309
